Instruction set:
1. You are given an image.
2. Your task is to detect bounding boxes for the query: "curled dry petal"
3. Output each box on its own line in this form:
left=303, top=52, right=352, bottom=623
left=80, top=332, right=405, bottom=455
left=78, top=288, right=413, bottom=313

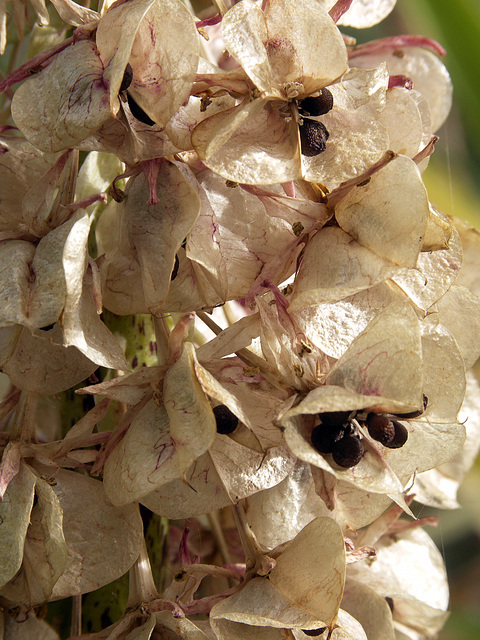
left=12, top=41, right=113, bottom=153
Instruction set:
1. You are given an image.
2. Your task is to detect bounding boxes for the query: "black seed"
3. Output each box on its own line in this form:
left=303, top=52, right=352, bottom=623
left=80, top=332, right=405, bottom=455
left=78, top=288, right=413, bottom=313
left=119, top=63, right=133, bottom=93
left=385, top=596, right=394, bottom=613
left=366, top=413, right=395, bottom=445
left=213, top=404, right=239, bottom=434
left=395, top=394, right=428, bottom=419
left=299, top=89, right=334, bottom=116
left=311, top=422, right=347, bottom=454
left=127, top=93, right=156, bottom=126
left=39, top=323, right=55, bottom=331
left=171, top=254, right=179, bottom=281
left=299, top=119, right=329, bottom=157
left=383, top=421, right=408, bottom=449
left=332, top=435, right=364, bottom=468
left=302, top=629, right=327, bottom=637
left=319, top=411, right=352, bottom=429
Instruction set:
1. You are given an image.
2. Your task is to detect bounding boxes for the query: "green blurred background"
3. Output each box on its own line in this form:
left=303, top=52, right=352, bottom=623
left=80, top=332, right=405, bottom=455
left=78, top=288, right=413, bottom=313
left=362, top=2, right=480, bottom=638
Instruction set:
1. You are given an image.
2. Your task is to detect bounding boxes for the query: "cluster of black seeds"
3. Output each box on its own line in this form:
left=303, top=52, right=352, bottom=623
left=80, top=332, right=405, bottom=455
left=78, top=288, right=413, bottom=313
left=213, top=404, right=239, bottom=434
left=297, top=88, right=334, bottom=157
left=310, top=398, right=426, bottom=468
left=311, top=411, right=363, bottom=468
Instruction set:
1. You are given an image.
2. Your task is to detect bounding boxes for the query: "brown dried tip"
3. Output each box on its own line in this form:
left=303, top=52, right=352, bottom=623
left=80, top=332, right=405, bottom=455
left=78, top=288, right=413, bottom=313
left=299, top=119, right=329, bottom=157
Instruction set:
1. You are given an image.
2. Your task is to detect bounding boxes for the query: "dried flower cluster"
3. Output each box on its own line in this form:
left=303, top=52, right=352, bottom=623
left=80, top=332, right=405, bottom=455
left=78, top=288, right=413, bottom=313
left=1, top=0, right=480, bottom=638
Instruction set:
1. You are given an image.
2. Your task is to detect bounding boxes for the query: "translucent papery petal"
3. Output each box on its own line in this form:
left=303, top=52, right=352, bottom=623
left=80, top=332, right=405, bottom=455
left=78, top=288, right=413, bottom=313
left=319, top=0, right=397, bottom=28
left=392, top=220, right=462, bottom=311
left=379, top=88, right=424, bottom=157
left=0, top=324, right=97, bottom=394
left=62, top=213, right=129, bottom=370
left=192, top=99, right=301, bottom=184
left=435, top=285, right=480, bottom=370
left=420, top=323, right=466, bottom=423
left=12, top=41, right=113, bottom=153
left=422, top=204, right=453, bottom=252
left=414, top=370, right=480, bottom=508
left=0, top=462, right=36, bottom=589
left=289, top=227, right=406, bottom=311
left=341, top=581, right=395, bottom=640
left=302, top=109, right=389, bottom=187
left=98, top=0, right=200, bottom=126
left=454, top=218, right=480, bottom=297
left=214, top=517, right=345, bottom=627
left=210, top=619, right=286, bottom=640
left=1, top=478, right=68, bottom=607
left=75, top=151, right=123, bottom=210
left=351, top=47, right=452, bottom=132
left=326, top=302, right=423, bottom=410
left=221, top=0, right=276, bottom=94
left=329, top=65, right=388, bottom=120
left=181, top=171, right=308, bottom=306
left=104, top=347, right=216, bottom=505
left=295, top=283, right=404, bottom=359
left=335, top=156, right=429, bottom=268
left=48, top=470, right=143, bottom=599
left=50, top=0, right=99, bottom=26
left=245, top=461, right=331, bottom=549
left=141, top=439, right=294, bottom=519
left=347, top=528, right=448, bottom=637
left=77, top=366, right=163, bottom=405
left=0, top=137, right=60, bottom=236
left=264, top=0, right=348, bottom=94
left=2, top=612, right=59, bottom=640
left=0, top=241, right=35, bottom=327
left=97, top=163, right=200, bottom=315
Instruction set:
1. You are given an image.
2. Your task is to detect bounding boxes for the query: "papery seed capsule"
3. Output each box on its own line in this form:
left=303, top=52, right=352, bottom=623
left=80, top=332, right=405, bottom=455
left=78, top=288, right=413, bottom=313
left=383, top=421, right=408, bottom=449
left=311, top=422, right=346, bottom=454
left=332, top=435, right=364, bottom=468
left=299, top=120, right=329, bottom=157
left=213, top=404, right=239, bottom=434
left=366, top=413, right=395, bottom=445
left=302, top=629, right=327, bottom=637
left=299, top=89, right=334, bottom=116
left=127, top=93, right=156, bottom=126
left=119, top=63, right=133, bottom=93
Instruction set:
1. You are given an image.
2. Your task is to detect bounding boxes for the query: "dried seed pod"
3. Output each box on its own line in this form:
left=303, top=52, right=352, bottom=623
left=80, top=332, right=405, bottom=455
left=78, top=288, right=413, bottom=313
left=332, top=435, right=364, bottom=468
left=383, top=420, right=409, bottom=449
left=299, top=119, right=329, bottom=157
left=213, top=404, right=239, bottom=434
left=302, top=629, right=327, bottom=637
left=126, top=93, right=156, bottom=126
left=366, top=413, right=395, bottom=445
left=299, top=89, right=334, bottom=116
left=119, top=63, right=133, bottom=93
left=311, top=422, right=347, bottom=454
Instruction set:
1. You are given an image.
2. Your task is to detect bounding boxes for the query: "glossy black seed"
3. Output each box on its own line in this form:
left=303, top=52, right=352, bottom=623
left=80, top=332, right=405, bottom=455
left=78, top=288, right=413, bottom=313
left=171, top=254, right=179, bottom=281
left=319, top=411, right=352, bottom=428
left=332, top=435, right=364, bottom=468
left=366, top=413, right=395, bottom=445
left=39, top=323, right=55, bottom=332
left=299, top=119, right=329, bottom=157
left=299, top=89, right=334, bottom=116
left=119, top=63, right=133, bottom=93
left=127, top=93, right=156, bottom=126
left=213, top=404, right=239, bottom=434
left=311, top=423, right=346, bottom=454
left=383, top=421, right=408, bottom=449
left=302, top=629, right=327, bottom=637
